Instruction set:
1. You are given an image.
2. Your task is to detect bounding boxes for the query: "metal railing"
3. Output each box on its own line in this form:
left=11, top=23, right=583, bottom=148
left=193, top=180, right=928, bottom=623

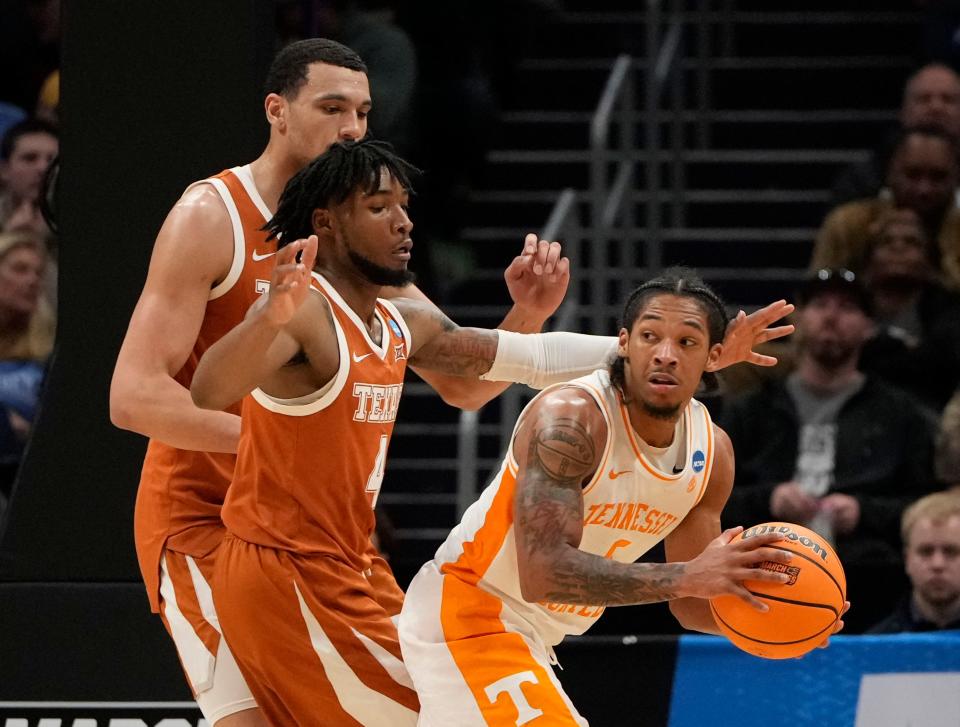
left=453, top=187, right=585, bottom=516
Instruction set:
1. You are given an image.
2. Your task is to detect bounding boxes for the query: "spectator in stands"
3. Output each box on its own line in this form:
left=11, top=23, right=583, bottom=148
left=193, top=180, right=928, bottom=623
left=831, top=63, right=960, bottom=206
left=0, top=117, right=58, bottom=237
left=35, top=69, right=58, bottom=123
left=812, top=126, right=960, bottom=290
left=858, top=207, right=960, bottom=411
left=868, top=490, right=960, bottom=633
left=720, top=268, right=938, bottom=631
left=937, top=390, right=960, bottom=486
left=0, top=230, right=53, bottom=515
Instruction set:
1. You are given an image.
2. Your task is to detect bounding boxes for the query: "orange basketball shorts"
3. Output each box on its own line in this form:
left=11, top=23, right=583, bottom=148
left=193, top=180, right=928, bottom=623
left=214, top=534, right=419, bottom=726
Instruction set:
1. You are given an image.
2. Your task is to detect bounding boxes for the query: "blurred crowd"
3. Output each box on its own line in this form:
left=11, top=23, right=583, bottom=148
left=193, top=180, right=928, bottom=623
left=0, top=0, right=957, bottom=635
left=0, top=0, right=59, bottom=517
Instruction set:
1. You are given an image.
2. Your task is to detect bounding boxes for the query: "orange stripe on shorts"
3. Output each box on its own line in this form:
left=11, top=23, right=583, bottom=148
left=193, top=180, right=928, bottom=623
left=439, top=575, right=580, bottom=726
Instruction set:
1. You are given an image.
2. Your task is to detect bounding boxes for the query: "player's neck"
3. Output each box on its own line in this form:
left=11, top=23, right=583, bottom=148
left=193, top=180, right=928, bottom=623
left=248, top=147, right=300, bottom=213
left=315, top=262, right=382, bottom=330
left=624, top=402, right=679, bottom=448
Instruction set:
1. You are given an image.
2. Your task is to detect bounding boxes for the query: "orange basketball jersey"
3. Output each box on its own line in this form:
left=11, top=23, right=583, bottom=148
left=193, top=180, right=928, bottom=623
left=221, top=272, right=411, bottom=570
left=134, top=165, right=278, bottom=612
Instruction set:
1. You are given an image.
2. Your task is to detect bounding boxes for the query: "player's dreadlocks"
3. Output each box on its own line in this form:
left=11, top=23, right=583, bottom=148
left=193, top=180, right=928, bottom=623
left=609, top=267, right=729, bottom=395
left=264, top=138, right=420, bottom=246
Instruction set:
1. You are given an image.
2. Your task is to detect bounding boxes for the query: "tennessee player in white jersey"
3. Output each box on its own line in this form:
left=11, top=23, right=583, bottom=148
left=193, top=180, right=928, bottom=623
left=399, top=270, right=850, bottom=726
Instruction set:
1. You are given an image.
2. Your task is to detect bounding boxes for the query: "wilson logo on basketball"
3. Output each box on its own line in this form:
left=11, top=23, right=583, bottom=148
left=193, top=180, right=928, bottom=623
left=742, top=524, right=830, bottom=562
left=758, top=561, right=801, bottom=585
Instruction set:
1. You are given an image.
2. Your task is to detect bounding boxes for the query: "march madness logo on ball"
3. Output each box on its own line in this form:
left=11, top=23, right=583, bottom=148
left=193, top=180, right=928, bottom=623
left=691, top=450, right=705, bottom=472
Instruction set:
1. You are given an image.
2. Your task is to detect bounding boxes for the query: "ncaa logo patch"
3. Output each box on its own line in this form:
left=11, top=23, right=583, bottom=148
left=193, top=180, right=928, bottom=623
left=388, top=319, right=404, bottom=339
left=691, top=450, right=706, bottom=473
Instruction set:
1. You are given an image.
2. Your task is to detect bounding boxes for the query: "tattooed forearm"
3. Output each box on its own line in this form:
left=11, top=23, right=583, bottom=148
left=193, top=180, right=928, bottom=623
left=543, top=556, right=685, bottom=607
left=409, top=327, right=500, bottom=376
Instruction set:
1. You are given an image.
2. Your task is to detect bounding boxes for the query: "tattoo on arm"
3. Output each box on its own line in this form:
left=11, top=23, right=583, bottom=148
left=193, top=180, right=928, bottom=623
left=517, top=416, right=685, bottom=607
left=409, top=310, right=499, bottom=376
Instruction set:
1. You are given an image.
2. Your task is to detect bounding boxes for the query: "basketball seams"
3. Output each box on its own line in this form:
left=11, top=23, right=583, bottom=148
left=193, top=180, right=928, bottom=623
left=765, top=543, right=846, bottom=600
left=745, top=590, right=840, bottom=615
left=709, top=601, right=838, bottom=647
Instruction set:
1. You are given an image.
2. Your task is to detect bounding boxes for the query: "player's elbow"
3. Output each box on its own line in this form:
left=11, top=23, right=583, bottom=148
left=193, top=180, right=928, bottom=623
left=109, top=376, right=140, bottom=431
left=434, top=385, right=488, bottom=411
left=190, top=381, right=220, bottom=411
left=516, top=555, right=552, bottom=603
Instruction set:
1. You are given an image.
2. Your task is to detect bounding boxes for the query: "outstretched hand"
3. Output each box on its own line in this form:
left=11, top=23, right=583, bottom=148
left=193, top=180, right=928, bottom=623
left=708, top=300, right=795, bottom=371
left=263, top=236, right=318, bottom=327
left=503, top=233, right=571, bottom=323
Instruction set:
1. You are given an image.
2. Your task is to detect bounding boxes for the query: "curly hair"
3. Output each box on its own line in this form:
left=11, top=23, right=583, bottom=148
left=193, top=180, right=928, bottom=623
left=264, top=138, right=419, bottom=246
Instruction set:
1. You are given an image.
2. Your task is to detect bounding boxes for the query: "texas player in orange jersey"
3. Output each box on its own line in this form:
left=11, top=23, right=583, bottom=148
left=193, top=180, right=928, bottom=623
left=109, top=39, right=572, bottom=727
left=189, top=139, right=798, bottom=727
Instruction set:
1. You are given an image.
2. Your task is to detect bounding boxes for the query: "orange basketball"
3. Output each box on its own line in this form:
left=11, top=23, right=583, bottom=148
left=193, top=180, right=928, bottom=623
left=709, top=522, right=846, bottom=659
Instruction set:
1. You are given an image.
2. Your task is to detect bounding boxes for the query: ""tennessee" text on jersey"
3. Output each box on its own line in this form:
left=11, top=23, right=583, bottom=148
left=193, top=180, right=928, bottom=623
left=582, top=501, right=679, bottom=536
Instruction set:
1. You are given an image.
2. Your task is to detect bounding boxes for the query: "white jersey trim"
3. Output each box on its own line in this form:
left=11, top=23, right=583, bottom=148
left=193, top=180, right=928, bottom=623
left=574, top=379, right=616, bottom=496
left=693, top=406, right=716, bottom=506
left=201, top=177, right=246, bottom=302
left=230, top=164, right=272, bottom=223
left=376, top=297, right=412, bottom=356
left=312, top=272, right=390, bottom=359
left=249, top=287, right=351, bottom=416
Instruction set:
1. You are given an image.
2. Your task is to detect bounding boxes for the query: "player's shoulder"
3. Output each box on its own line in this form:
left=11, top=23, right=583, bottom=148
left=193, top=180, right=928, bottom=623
left=170, top=179, right=231, bottom=227
left=527, top=383, right=607, bottom=428
left=148, top=179, right=235, bottom=274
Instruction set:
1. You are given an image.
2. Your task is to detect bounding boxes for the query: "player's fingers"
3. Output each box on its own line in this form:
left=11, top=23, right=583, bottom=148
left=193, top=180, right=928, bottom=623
left=734, top=585, right=769, bottom=612
left=533, top=239, right=550, bottom=275
left=522, top=232, right=537, bottom=257
left=742, top=567, right=792, bottom=585
left=504, top=255, right=526, bottom=282
left=747, top=352, right=779, bottom=367
left=756, top=324, right=796, bottom=343
left=275, top=241, right=299, bottom=264
left=552, top=256, right=571, bottom=283
left=750, top=546, right=792, bottom=565
left=736, top=532, right=784, bottom=549
left=273, top=263, right=302, bottom=279
left=301, top=235, right=319, bottom=270
left=716, top=526, right=744, bottom=545
left=544, top=241, right=562, bottom=273
left=750, top=299, right=790, bottom=321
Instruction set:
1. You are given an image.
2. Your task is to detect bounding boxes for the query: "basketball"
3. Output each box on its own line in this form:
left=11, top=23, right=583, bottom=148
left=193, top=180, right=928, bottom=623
left=709, top=522, right=847, bottom=659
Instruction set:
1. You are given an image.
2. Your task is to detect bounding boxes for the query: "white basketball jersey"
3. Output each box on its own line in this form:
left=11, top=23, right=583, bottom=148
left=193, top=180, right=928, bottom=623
left=434, top=369, right=716, bottom=645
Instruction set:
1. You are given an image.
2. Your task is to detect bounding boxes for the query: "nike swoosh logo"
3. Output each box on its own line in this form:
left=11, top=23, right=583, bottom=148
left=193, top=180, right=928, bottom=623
left=608, top=469, right=631, bottom=480
left=352, top=352, right=374, bottom=363
left=252, top=250, right=277, bottom=262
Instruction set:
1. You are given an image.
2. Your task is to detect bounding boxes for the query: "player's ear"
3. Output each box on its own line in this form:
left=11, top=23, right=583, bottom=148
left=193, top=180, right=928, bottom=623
left=311, top=208, right=333, bottom=236
left=264, top=93, right=286, bottom=131
left=704, top=343, right=723, bottom=372
left=617, top=327, right=629, bottom=358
